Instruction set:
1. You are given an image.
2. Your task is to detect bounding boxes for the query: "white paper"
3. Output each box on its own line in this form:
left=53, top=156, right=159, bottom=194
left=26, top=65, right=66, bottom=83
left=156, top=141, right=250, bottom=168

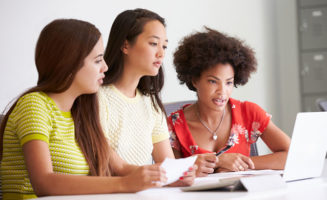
left=160, top=156, right=197, bottom=185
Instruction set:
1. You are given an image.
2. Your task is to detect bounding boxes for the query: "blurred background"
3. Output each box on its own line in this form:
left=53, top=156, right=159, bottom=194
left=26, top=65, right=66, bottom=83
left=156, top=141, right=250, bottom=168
left=0, top=0, right=326, bottom=154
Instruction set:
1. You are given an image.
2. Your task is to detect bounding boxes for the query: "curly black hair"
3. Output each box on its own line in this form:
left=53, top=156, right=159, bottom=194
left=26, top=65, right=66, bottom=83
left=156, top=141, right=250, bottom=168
left=173, top=27, right=257, bottom=91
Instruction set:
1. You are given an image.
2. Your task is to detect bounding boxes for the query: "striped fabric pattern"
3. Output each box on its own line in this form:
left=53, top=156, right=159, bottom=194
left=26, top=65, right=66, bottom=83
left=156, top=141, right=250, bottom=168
left=98, top=85, right=169, bottom=165
left=0, top=92, right=89, bottom=199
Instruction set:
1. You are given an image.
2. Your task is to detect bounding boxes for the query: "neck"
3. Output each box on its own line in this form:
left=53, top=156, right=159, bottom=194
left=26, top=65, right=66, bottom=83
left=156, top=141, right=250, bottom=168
left=47, top=88, right=79, bottom=112
left=113, top=63, right=142, bottom=98
left=196, top=102, right=226, bottom=126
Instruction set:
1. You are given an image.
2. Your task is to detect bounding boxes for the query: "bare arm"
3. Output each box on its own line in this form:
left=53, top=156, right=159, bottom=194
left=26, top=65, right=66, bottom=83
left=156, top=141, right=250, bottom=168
left=250, top=121, right=291, bottom=170
left=152, top=139, right=175, bottom=163
left=23, top=140, right=127, bottom=196
left=107, top=141, right=138, bottom=176
left=216, top=121, right=290, bottom=172
left=24, top=140, right=166, bottom=196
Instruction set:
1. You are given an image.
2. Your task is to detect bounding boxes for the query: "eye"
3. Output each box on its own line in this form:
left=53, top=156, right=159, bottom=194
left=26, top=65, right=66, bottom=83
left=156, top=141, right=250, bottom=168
left=95, top=59, right=102, bottom=64
left=208, top=80, right=216, bottom=84
left=163, top=45, right=167, bottom=50
left=150, top=42, right=158, bottom=46
left=227, top=81, right=234, bottom=86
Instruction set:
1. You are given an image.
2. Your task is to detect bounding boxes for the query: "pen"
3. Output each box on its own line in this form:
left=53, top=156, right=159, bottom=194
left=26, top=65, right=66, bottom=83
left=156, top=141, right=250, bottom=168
left=215, top=144, right=233, bottom=156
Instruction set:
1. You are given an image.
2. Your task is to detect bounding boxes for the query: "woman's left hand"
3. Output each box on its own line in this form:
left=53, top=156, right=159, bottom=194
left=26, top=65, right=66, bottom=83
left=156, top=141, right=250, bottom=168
left=168, top=164, right=197, bottom=187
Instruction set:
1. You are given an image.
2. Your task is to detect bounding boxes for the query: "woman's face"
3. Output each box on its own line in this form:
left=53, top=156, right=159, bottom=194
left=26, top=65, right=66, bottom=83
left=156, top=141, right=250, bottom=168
left=193, top=63, right=234, bottom=112
left=122, top=20, right=167, bottom=77
left=73, top=36, right=108, bottom=94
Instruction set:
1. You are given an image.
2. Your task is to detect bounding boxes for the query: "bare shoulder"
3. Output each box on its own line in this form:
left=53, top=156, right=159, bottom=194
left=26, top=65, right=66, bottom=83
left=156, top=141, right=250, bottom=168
left=183, top=104, right=197, bottom=122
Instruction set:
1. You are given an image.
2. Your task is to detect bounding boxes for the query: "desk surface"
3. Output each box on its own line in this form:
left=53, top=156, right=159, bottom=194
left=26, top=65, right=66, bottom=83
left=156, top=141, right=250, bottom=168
left=37, top=159, right=327, bottom=200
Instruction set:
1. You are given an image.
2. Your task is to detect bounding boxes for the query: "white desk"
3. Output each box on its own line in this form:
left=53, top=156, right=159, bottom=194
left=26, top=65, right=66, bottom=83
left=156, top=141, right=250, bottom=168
left=37, top=159, right=327, bottom=200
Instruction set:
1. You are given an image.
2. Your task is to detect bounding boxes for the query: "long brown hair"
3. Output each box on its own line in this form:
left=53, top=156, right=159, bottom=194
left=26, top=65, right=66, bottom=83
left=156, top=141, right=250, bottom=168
left=103, top=8, right=166, bottom=113
left=0, top=19, right=110, bottom=176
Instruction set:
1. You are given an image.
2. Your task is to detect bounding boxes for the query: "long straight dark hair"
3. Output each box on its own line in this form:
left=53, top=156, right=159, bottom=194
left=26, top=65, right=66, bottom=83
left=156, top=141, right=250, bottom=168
left=0, top=19, right=110, bottom=176
left=103, top=8, right=166, bottom=113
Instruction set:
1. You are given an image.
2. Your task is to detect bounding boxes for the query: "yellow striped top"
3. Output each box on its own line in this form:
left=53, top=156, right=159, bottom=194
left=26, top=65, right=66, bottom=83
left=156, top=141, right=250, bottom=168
left=0, top=92, right=89, bottom=199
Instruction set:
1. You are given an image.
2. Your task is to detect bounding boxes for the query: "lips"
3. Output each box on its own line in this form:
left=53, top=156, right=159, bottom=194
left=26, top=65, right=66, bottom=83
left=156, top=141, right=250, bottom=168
left=153, top=61, right=162, bottom=68
left=98, top=75, right=105, bottom=84
left=98, top=79, right=103, bottom=85
left=213, top=98, right=226, bottom=106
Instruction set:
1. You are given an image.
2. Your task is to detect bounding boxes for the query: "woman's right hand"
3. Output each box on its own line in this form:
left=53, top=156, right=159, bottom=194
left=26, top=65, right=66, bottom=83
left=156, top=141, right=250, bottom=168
left=122, top=164, right=167, bottom=192
left=217, top=153, right=255, bottom=172
left=195, top=153, right=219, bottom=177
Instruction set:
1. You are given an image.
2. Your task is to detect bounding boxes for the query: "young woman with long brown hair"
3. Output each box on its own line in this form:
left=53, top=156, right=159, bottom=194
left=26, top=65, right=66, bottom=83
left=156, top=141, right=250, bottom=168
left=98, top=8, right=196, bottom=186
left=99, top=8, right=170, bottom=165
left=0, top=19, right=168, bottom=199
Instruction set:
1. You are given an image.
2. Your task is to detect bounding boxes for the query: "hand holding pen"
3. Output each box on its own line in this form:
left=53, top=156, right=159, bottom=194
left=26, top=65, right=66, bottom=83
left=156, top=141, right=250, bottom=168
left=194, top=144, right=235, bottom=176
left=194, top=153, right=219, bottom=177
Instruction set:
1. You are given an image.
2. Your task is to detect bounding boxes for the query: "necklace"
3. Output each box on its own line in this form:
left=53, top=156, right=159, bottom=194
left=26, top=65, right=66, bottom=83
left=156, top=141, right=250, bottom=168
left=196, top=104, right=225, bottom=140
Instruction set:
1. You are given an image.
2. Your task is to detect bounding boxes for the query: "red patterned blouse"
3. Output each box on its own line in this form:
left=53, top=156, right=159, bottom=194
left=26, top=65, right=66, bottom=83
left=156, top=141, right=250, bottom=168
left=167, top=98, right=271, bottom=157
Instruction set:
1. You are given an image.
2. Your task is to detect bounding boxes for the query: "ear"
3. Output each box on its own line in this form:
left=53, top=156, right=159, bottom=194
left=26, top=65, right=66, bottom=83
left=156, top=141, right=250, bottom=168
left=192, top=77, right=199, bottom=90
left=121, top=40, right=130, bottom=55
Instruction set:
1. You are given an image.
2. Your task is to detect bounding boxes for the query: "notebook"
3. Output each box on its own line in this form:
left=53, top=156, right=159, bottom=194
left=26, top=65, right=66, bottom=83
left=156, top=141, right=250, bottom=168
left=182, top=112, right=327, bottom=191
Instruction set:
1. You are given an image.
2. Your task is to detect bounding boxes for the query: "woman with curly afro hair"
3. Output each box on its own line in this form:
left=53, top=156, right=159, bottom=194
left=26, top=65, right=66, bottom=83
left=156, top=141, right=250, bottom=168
left=167, top=28, right=290, bottom=177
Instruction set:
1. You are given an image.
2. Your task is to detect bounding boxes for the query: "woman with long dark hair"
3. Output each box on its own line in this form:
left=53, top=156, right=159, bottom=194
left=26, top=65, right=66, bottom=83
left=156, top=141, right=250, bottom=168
left=0, top=19, right=168, bottom=199
left=98, top=8, right=195, bottom=185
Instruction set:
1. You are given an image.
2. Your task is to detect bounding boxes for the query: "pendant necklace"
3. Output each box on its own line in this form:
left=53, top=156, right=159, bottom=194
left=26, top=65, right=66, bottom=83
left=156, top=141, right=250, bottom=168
left=196, top=104, right=225, bottom=140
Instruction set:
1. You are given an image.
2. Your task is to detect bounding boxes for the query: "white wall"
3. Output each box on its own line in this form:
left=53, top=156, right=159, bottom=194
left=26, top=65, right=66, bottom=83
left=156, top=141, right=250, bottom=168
left=0, top=0, right=299, bottom=154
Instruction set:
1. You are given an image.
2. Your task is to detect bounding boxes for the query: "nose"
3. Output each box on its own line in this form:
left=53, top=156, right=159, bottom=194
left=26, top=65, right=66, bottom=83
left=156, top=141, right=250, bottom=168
left=156, top=46, right=165, bottom=58
left=216, top=82, right=225, bottom=94
left=101, top=61, right=108, bottom=73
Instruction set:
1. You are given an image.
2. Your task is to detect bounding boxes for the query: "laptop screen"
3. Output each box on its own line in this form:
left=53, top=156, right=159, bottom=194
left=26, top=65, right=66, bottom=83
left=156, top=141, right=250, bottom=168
left=282, top=112, right=327, bottom=182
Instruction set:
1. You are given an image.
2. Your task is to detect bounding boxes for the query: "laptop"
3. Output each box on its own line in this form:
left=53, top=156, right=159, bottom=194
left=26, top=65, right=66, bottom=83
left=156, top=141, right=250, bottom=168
left=182, top=112, right=327, bottom=191
left=282, top=112, right=327, bottom=182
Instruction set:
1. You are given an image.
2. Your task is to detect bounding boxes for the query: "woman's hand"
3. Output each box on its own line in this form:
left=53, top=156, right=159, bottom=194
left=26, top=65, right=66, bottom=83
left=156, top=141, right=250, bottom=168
left=122, top=164, right=167, bottom=192
left=217, top=153, right=255, bottom=172
left=195, top=153, right=219, bottom=177
left=168, top=165, right=197, bottom=187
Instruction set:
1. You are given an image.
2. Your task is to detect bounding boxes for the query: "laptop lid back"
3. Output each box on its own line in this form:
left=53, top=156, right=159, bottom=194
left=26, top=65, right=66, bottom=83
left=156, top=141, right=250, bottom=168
left=283, top=112, right=327, bottom=182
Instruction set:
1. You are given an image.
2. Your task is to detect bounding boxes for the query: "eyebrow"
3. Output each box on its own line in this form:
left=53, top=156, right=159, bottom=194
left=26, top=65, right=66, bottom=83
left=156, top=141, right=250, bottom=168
left=148, top=35, right=168, bottom=43
left=94, top=54, right=103, bottom=59
left=207, top=75, right=234, bottom=80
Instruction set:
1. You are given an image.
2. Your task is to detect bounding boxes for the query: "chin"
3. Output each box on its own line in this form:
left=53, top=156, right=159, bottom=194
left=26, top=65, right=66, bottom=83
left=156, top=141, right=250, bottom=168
left=150, top=73, right=159, bottom=77
left=210, top=104, right=226, bottom=112
left=146, top=69, right=160, bottom=76
left=84, top=87, right=98, bottom=94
